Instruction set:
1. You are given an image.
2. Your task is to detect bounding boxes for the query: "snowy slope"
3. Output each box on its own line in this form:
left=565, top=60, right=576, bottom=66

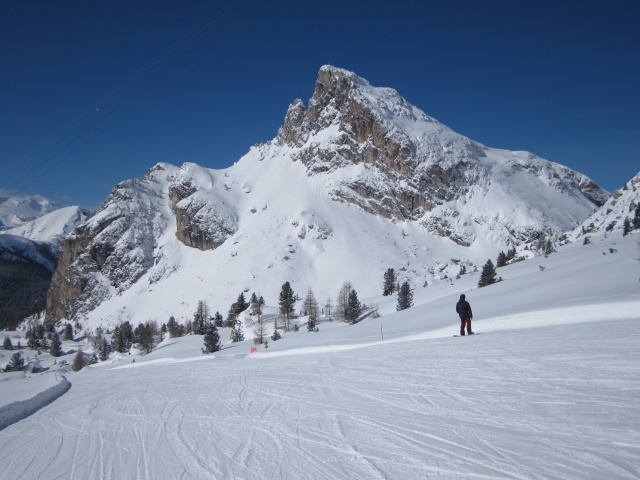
left=0, top=232, right=639, bottom=479
left=46, top=67, right=611, bottom=330
left=6, top=206, right=91, bottom=250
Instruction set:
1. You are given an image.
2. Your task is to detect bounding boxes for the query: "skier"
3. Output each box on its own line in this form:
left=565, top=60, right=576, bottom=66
left=456, top=294, right=474, bottom=336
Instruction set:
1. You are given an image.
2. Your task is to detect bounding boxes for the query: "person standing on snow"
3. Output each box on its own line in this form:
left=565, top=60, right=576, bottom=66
left=456, top=294, right=474, bottom=336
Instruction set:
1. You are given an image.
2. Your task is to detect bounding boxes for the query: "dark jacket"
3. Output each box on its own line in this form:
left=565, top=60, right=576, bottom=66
left=456, top=299, right=473, bottom=319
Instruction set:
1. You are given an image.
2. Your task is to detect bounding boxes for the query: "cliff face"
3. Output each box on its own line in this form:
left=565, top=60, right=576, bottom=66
left=274, top=66, right=607, bottom=243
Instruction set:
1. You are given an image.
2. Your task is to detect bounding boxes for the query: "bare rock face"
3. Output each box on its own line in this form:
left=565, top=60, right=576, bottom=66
left=168, top=165, right=237, bottom=251
left=275, top=66, right=486, bottom=222
left=275, top=66, right=607, bottom=244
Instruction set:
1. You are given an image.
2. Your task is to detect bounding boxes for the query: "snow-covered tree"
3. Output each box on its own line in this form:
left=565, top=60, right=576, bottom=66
left=623, top=217, right=633, bottom=236
left=396, top=280, right=414, bottom=311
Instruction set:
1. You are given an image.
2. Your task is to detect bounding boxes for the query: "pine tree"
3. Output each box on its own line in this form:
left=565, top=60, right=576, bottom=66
left=203, top=323, right=221, bottom=353
left=396, top=280, right=414, bottom=311
left=8, top=352, right=24, bottom=371
left=72, top=349, right=84, bottom=372
left=496, top=251, right=507, bottom=268
left=3, top=336, right=12, bottom=350
left=230, top=318, right=245, bottom=343
left=49, top=333, right=63, bottom=357
left=99, top=338, right=111, bottom=361
left=193, top=300, right=209, bottom=335
left=478, top=259, right=497, bottom=288
left=633, top=207, right=640, bottom=230
left=271, top=328, right=282, bottom=341
left=623, top=217, right=633, bottom=236
left=345, top=289, right=362, bottom=324
left=63, top=323, right=74, bottom=341
left=303, top=288, right=319, bottom=332
left=167, top=316, right=181, bottom=338
left=544, top=239, right=555, bottom=256
left=335, top=282, right=353, bottom=323
left=252, top=301, right=267, bottom=344
left=278, top=281, right=297, bottom=331
left=382, top=268, right=397, bottom=296
left=213, top=311, right=224, bottom=328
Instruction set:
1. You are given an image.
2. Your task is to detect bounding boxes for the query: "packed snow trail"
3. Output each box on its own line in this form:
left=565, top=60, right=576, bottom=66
left=0, top=318, right=639, bottom=479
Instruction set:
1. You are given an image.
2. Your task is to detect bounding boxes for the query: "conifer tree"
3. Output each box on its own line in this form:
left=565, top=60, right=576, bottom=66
left=478, top=259, right=497, bottom=288
left=167, top=316, right=181, bottom=338
left=396, top=280, right=414, bottom=311
left=345, top=289, right=362, bottom=324
left=49, top=333, right=63, bottom=357
left=623, top=217, right=633, bottom=236
left=633, top=207, right=640, bottom=230
left=271, top=328, right=282, bottom=341
left=335, top=282, right=353, bottom=323
left=3, top=336, right=12, bottom=350
left=193, top=300, right=209, bottom=334
left=213, top=311, right=224, bottom=328
left=72, top=349, right=84, bottom=372
left=278, top=282, right=297, bottom=331
left=8, top=352, right=24, bottom=371
left=303, top=288, right=319, bottom=332
left=63, top=323, right=74, bottom=341
left=203, top=323, right=221, bottom=353
left=382, top=268, right=397, bottom=296
left=252, top=300, right=267, bottom=344
left=496, top=251, right=507, bottom=268
left=230, top=318, right=245, bottom=343
left=544, top=239, right=555, bottom=256
left=99, top=338, right=111, bottom=361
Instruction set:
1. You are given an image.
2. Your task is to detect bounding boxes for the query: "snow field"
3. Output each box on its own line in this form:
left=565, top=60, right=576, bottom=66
left=0, top=233, right=638, bottom=479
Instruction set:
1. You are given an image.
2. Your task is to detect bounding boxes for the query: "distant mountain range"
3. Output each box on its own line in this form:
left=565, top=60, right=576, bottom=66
left=3, top=66, right=638, bottom=331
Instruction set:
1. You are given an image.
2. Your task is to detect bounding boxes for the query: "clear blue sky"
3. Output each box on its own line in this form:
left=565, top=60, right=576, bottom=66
left=1, top=0, right=638, bottom=208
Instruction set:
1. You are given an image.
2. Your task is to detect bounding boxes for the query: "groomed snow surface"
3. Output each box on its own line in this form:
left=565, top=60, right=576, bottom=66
left=1, top=233, right=639, bottom=479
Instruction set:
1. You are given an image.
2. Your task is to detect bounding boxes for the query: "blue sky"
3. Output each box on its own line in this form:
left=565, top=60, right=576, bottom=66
left=1, top=0, right=638, bottom=208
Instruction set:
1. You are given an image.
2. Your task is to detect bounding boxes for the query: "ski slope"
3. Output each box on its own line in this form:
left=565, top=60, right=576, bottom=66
left=0, top=233, right=639, bottom=479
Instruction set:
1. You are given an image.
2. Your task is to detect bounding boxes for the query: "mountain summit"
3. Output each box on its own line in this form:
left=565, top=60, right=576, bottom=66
left=45, top=66, right=608, bottom=328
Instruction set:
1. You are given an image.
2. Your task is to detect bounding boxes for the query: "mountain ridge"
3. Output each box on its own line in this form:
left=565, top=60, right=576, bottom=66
left=36, top=66, right=616, bottom=329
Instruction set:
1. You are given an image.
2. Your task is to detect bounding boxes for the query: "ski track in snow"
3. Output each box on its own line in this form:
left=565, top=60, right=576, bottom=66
left=1, top=318, right=639, bottom=479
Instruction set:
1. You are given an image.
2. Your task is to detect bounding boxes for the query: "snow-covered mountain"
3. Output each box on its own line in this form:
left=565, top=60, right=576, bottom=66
left=0, top=194, right=62, bottom=231
left=6, top=206, right=91, bottom=255
left=0, top=199, right=91, bottom=329
left=46, top=66, right=610, bottom=329
left=569, top=171, right=640, bottom=241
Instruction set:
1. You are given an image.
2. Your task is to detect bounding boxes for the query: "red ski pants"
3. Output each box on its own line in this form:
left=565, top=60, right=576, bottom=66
left=460, top=317, right=472, bottom=335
